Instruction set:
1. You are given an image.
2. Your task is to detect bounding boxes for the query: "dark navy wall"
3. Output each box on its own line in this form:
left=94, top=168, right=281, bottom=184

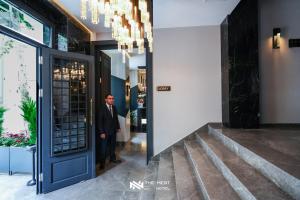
left=130, top=85, right=138, bottom=111
left=111, top=75, right=127, bottom=117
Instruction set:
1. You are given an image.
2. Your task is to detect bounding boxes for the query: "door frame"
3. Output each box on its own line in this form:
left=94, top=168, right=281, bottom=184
left=0, top=24, right=46, bottom=194
left=91, top=40, right=154, bottom=163
left=41, top=48, right=96, bottom=193
left=94, top=50, right=111, bottom=164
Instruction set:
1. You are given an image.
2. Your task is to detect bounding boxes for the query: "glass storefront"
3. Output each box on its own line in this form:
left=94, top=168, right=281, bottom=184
left=0, top=32, right=36, bottom=141
left=0, top=0, right=52, bottom=46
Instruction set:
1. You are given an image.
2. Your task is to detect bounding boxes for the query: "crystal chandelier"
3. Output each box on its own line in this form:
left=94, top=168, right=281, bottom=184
left=81, top=0, right=153, bottom=63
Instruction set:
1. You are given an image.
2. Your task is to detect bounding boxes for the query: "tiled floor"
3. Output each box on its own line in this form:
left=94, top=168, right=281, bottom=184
left=0, top=173, right=36, bottom=200
left=0, top=133, right=147, bottom=200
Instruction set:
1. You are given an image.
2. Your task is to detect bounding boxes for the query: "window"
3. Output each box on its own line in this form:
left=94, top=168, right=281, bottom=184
left=52, top=58, right=88, bottom=156
left=58, top=34, right=68, bottom=52
left=0, top=0, right=52, bottom=47
left=0, top=33, right=36, bottom=135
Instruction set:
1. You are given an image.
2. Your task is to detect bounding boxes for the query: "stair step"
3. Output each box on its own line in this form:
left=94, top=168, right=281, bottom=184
left=140, top=160, right=159, bottom=200
left=172, top=145, right=203, bottom=200
left=208, top=126, right=300, bottom=200
left=184, top=140, right=240, bottom=200
left=155, top=151, right=177, bottom=200
left=197, top=132, right=293, bottom=200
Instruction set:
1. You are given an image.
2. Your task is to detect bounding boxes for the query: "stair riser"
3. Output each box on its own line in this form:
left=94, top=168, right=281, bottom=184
left=172, top=146, right=203, bottom=200
left=196, top=135, right=256, bottom=200
left=140, top=160, right=160, bottom=200
left=184, top=142, right=211, bottom=200
left=172, top=151, right=181, bottom=200
left=154, top=153, right=177, bottom=200
left=208, top=126, right=300, bottom=200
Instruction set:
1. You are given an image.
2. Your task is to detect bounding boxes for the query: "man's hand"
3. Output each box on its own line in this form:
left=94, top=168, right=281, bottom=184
left=100, top=133, right=106, bottom=139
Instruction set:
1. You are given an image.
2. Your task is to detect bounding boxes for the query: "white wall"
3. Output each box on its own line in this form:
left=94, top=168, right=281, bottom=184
left=103, top=50, right=126, bottom=79
left=259, top=0, right=300, bottom=123
left=130, top=70, right=138, bottom=88
left=129, top=54, right=146, bottom=70
left=0, top=35, right=36, bottom=134
left=117, top=114, right=130, bottom=142
left=153, top=26, right=222, bottom=155
left=96, top=32, right=113, bottom=41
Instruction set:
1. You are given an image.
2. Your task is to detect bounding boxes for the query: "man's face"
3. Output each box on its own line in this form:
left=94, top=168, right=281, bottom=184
left=105, top=95, right=114, bottom=105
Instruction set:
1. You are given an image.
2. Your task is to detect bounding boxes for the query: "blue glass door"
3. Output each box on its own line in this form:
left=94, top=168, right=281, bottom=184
left=41, top=48, right=95, bottom=193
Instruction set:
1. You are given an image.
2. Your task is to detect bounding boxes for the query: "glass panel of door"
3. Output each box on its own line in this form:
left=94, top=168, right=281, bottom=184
left=52, top=58, right=88, bottom=156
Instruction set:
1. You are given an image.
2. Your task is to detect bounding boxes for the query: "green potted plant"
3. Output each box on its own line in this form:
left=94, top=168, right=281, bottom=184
left=8, top=97, right=36, bottom=174
left=0, top=106, right=7, bottom=136
left=19, top=96, right=36, bottom=145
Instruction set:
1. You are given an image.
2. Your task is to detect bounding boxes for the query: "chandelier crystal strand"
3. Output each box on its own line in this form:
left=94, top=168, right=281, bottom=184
left=80, top=0, right=87, bottom=20
left=91, top=0, right=99, bottom=24
left=104, top=1, right=111, bottom=28
left=98, top=0, right=105, bottom=14
left=81, top=0, right=153, bottom=62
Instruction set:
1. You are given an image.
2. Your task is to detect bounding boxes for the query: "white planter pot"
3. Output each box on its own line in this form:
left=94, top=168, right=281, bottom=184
left=10, top=146, right=33, bottom=173
left=0, top=146, right=9, bottom=173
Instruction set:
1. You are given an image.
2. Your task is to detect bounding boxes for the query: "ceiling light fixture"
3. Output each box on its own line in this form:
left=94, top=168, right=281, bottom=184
left=80, top=0, right=153, bottom=63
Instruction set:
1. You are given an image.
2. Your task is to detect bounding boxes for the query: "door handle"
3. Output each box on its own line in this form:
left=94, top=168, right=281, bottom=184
left=90, top=98, right=93, bottom=126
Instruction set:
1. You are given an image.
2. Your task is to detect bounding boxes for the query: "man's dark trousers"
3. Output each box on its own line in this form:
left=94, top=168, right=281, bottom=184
left=98, top=104, right=120, bottom=165
left=100, top=132, right=117, bottom=163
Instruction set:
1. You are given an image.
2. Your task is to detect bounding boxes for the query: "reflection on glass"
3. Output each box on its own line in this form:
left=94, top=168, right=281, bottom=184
left=52, top=58, right=88, bottom=156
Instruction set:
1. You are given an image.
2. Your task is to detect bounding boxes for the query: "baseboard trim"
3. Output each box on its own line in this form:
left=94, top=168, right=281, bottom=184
left=260, top=123, right=300, bottom=128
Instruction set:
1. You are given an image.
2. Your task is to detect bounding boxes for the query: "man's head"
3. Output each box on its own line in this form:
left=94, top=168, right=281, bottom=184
left=105, top=94, right=114, bottom=105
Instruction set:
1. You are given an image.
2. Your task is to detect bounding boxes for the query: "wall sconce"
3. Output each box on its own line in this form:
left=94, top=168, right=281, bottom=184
left=273, top=28, right=281, bottom=49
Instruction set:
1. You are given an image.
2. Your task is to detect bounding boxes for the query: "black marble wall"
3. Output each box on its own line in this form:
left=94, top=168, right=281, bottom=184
left=13, top=0, right=90, bottom=54
left=221, top=0, right=260, bottom=128
left=221, top=17, right=230, bottom=127
left=67, top=20, right=90, bottom=54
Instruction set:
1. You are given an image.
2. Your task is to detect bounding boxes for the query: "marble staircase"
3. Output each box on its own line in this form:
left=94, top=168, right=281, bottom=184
left=140, top=123, right=299, bottom=200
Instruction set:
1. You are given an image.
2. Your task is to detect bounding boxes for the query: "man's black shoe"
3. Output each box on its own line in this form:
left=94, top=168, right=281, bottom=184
left=99, top=164, right=105, bottom=170
left=110, top=159, right=122, bottom=164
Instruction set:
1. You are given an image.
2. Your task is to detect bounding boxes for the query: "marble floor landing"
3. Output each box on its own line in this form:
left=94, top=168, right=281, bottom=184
left=219, top=127, right=300, bottom=179
left=0, top=133, right=147, bottom=200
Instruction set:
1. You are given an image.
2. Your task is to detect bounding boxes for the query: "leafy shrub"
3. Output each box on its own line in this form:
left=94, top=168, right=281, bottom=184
left=0, top=106, right=7, bottom=136
left=19, top=97, right=36, bottom=145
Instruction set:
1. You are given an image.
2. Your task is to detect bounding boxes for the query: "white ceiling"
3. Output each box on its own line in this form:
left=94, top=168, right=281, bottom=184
left=103, top=49, right=146, bottom=69
left=55, top=0, right=240, bottom=33
left=154, top=0, right=240, bottom=28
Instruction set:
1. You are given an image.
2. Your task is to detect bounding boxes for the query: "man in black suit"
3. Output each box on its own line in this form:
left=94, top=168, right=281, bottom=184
left=98, top=94, right=121, bottom=170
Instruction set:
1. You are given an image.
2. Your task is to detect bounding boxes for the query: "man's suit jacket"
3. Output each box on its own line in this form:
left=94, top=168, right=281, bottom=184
left=98, top=104, right=120, bottom=136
